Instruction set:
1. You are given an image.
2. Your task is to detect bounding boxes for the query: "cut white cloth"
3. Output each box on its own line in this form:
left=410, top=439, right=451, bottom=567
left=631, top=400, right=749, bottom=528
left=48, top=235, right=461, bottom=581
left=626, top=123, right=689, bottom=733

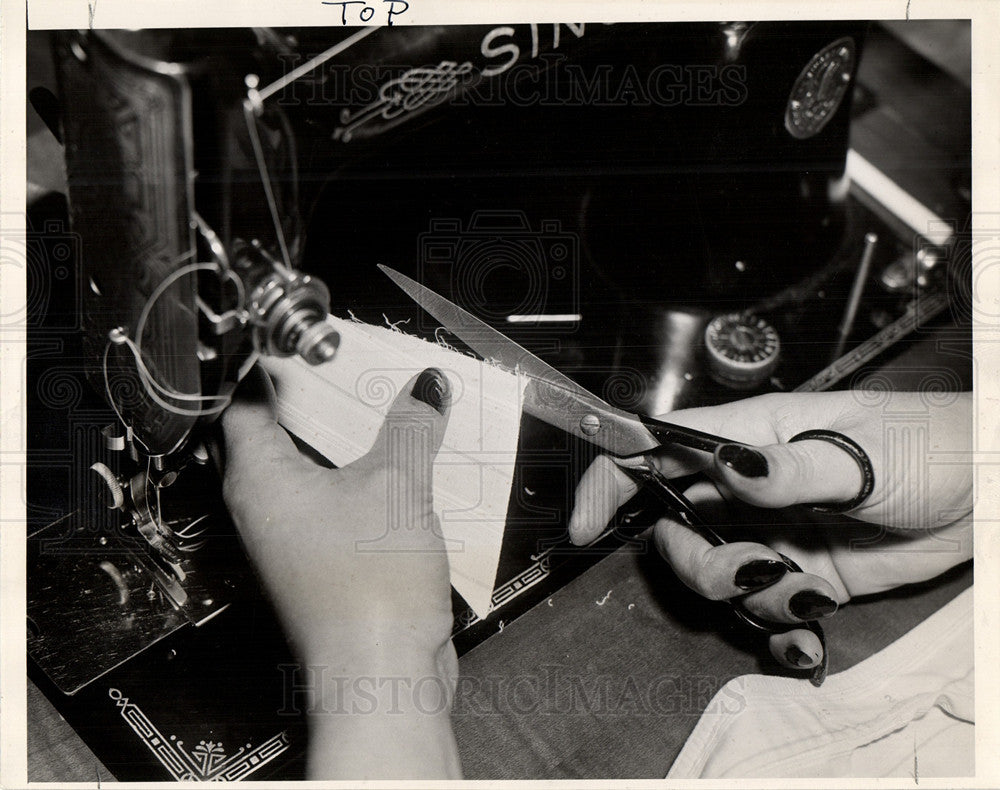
left=261, top=316, right=526, bottom=619
left=668, top=586, right=974, bottom=778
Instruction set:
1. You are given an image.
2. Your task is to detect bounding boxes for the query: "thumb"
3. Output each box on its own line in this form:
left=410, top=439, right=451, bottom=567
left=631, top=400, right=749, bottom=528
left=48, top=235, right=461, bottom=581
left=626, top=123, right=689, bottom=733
left=220, top=364, right=301, bottom=475
left=712, top=438, right=865, bottom=510
left=364, top=367, right=453, bottom=477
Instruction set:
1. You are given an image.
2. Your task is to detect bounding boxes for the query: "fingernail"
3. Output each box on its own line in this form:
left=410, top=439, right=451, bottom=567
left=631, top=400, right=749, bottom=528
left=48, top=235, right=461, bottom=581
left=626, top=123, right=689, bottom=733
left=789, top=590, right=839, bottom=620
left=734, top=559, right=786, bottom=591
left=411, top=368, right=450, bottom=415
left=717, top=444, right=769, bottom=478
left=785, top=644, right=816, bottom=668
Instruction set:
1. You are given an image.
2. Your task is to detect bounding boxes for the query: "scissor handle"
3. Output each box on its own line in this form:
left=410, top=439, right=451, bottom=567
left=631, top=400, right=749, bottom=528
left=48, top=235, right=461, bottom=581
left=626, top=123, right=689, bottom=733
left=639, top=414, right=732, bottom=454
left=618, top=459, right=829, bottom=687
left=619, top=461, right=727, bottom=546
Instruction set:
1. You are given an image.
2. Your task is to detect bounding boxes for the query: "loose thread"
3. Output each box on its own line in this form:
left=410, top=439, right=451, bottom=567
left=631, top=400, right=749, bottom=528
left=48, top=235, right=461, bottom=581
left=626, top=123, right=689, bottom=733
left=434, top=326, right=463, bottom=354
left=382, top=314, right=411, bottom=333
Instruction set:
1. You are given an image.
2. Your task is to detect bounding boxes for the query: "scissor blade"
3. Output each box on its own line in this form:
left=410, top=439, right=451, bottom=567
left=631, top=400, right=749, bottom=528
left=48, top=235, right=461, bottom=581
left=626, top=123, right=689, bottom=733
left=380, top=265, right=590, bottom=394
left=379, top=265, right=661, bottom=456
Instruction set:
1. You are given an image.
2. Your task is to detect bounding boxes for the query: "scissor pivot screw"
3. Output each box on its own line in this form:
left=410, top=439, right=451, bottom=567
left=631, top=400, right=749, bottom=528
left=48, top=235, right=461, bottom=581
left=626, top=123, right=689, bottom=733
left=580, top=414, right=601, bottom=436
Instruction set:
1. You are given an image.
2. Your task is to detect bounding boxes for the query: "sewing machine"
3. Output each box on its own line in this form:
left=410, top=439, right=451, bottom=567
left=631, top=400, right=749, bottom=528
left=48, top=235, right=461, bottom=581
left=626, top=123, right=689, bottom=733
left=25, top=20, right=971, bottom=780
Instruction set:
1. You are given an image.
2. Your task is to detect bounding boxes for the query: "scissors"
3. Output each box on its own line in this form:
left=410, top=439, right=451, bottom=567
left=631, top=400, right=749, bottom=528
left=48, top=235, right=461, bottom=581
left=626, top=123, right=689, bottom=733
left=380, top=265, right=828, bottom=685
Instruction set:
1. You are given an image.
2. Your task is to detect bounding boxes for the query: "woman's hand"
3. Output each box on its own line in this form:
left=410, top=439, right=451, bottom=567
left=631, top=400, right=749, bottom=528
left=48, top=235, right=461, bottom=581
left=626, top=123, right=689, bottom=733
left=569, top=390, right=973, bottom=672
left=221, top=366, right=461, bottom=778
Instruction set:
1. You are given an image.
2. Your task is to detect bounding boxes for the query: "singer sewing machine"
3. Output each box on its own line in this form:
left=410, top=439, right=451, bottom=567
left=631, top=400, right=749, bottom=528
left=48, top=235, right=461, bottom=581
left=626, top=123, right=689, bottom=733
left=25, top=20, right=971, bottom=780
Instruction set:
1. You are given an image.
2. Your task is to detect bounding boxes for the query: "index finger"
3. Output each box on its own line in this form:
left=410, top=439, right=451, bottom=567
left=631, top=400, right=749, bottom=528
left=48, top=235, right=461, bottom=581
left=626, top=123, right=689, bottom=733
left=619, top=397, right=785, bottom=481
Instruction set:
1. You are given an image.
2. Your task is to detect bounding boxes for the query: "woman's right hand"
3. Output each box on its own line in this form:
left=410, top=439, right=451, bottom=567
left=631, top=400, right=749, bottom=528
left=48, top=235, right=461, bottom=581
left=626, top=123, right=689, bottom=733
left=568, top=390, right=974, bottom=671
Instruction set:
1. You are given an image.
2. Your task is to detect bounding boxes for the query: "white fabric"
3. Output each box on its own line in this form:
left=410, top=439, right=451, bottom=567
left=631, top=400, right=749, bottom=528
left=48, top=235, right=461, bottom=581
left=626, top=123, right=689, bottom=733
left=669, top=587, right=974, bottom=779
left=262, top=315, right=525, bottom=619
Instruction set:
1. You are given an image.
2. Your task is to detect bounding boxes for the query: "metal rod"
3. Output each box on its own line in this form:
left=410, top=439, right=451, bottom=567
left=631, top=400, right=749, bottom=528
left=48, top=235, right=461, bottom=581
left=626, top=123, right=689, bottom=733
left=256, top=27, right=379, bottom=103
left=831, top=232, right=878, bottom=362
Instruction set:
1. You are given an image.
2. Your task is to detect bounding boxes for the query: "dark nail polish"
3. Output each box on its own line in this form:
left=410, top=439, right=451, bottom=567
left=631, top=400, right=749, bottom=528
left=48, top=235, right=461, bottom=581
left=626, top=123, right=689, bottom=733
left=785, top=644, right=815, bottom=668
left=717, top=444, right=769, bottom=478
left=789, top=590, right=839, bottom=620
left=734, top=559, right=786, bottom=591
left=411, top=368, right=450, bottom=415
